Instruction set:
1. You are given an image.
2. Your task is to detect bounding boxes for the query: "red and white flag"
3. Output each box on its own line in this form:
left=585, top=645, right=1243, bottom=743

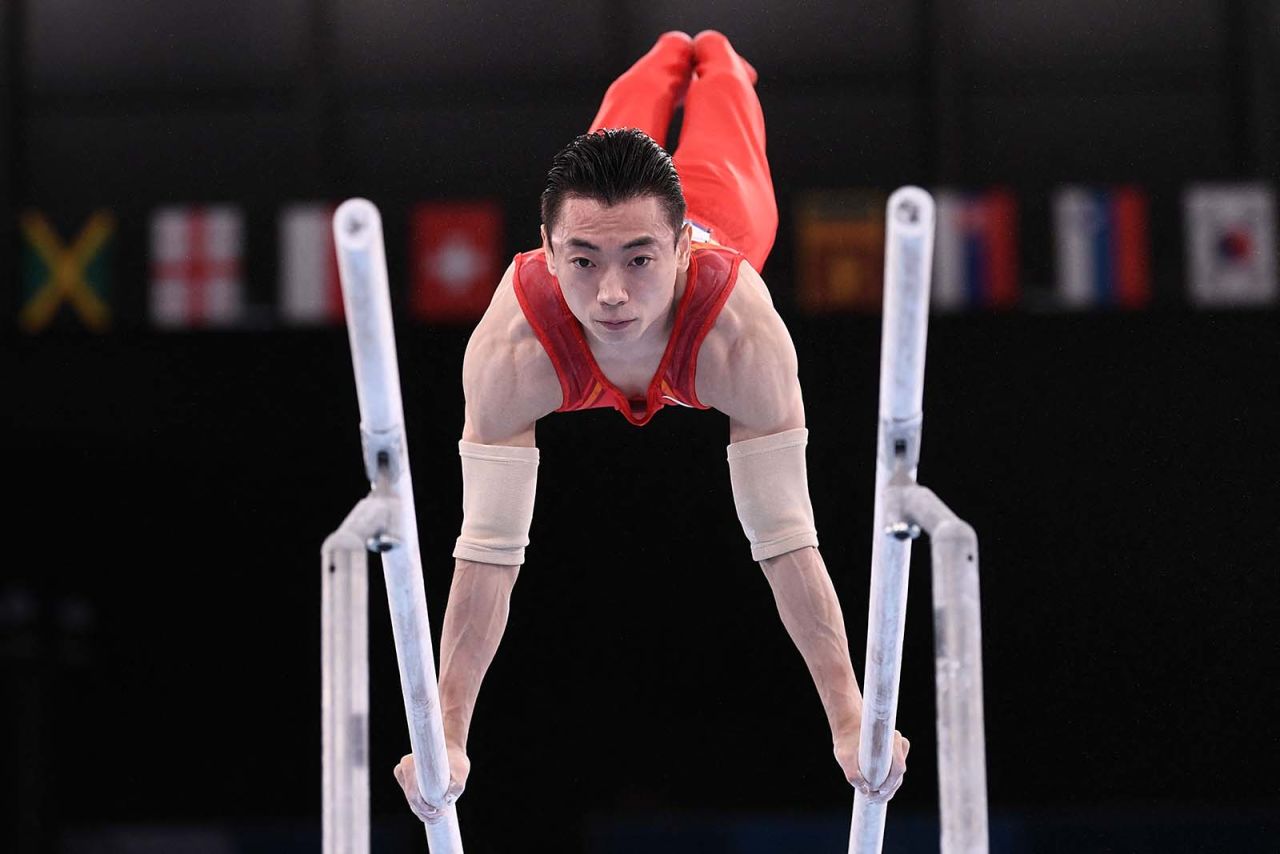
left=1184, top=184, right=1277, bottom=307
left=149, top=205, right=245, bottom=329
left=409, top=201, right=503, bottom=324
left=279, top=203, right=342, bottom=325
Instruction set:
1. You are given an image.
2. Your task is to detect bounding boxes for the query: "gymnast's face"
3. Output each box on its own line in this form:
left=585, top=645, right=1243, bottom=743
left=541, top=194, right=691, bottom=350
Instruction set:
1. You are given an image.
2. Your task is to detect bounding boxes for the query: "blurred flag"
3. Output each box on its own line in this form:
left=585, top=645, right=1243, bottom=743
left=150, top=205, right=245, bottom=329
left=794, top=189, right=887, bottom=314
left=1184, top=184, right=1277, bottom=307
left=279, top=203, right=342, bottom=325
left=1053, top=186, right=1152, bottom=309
left=19, top=210, right=114, bottom=333
left=409, top=201, right=503, bottom=323
left=933, top=189, right=1019, bottom=311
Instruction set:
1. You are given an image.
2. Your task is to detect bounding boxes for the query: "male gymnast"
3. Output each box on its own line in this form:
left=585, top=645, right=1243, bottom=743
left=394, top=29, right=910, bottom=822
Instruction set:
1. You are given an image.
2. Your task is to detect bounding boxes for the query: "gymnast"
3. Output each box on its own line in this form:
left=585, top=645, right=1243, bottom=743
left=393, top=29, right=910, bottom=823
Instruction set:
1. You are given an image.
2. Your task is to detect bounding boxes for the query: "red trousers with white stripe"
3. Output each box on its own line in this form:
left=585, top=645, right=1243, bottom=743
left=588, top=32, right=778, bottom=272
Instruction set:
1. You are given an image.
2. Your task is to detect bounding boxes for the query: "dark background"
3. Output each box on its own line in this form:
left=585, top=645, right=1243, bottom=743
left=2, top=2, right=1278, bottom=853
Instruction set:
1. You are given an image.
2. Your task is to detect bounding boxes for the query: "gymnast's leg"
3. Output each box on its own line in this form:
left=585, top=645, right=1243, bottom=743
left=672, top=30, right=779, bottom=272
left=588, top=31, right=695, bottom=146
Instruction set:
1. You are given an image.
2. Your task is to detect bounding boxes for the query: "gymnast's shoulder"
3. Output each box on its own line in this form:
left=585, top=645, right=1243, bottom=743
left=696, top=257, right=805, bottom=442
left=459, top=257, right=560, bottom=447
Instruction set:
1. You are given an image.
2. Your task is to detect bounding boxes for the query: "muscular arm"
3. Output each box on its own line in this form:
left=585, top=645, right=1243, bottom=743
left=398, top=554, right=520, bottom=820
left=438, top=558, right=520, bottom=750
left=707, top=262, right=864, bottom=737
left=441, top=272, right=548, bottom=750
left=762, top=543, right=910, bottom=799
left=706, top=260, right=908, bottom=799
left=758, top=546, right=862, bottom=741
left=396, top=259, right=556, bottom=819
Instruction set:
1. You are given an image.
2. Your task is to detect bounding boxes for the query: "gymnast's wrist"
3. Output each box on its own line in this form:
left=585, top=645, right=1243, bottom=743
left=834, top=711, right=864, bottom=740
left=441, top=715, right=469, bottom=749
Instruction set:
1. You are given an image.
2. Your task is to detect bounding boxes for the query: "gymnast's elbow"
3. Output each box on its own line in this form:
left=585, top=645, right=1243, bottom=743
left=758, top=543, right=821, bottom=572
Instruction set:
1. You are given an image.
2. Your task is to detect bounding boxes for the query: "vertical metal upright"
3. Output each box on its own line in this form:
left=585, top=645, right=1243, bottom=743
left=323, top=198, right=464, bottom=853
left=322, top=531, right=370, bottom=854
left=848, top=187, right=989, bottom=854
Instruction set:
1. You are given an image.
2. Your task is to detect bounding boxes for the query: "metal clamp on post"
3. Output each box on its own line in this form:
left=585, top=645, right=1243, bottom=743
left=360, top=424, right=405, bottom=487
left=365, top=448, right=403, bottom=553
left=879, top=413, right=923, bottom=471
left=884, top=467, right=922, bottom=542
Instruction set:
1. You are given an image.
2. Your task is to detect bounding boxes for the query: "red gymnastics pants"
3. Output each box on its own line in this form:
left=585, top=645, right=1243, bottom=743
left=587, top=31, right=778, bottom=273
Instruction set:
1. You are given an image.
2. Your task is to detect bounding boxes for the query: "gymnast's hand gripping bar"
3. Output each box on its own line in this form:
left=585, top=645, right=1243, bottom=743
left=848, top=188, right=989, bottom=854
left=322, top=198, right=463, bottom=853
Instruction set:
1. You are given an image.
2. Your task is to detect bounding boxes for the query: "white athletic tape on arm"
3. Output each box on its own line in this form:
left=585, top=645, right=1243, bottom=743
left=726, top=426, right=820, bottom=562
left=452, top=440, right=540, bottom=566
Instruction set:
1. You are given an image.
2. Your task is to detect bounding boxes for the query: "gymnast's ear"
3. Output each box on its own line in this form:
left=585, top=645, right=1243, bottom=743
left=676, top=222, right=692, bottom=270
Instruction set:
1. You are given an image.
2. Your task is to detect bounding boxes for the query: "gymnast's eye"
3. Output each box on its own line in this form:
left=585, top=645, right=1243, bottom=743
left=631, top=256, right=653, bottom=267
left=570, top=258, right=593, bottom=269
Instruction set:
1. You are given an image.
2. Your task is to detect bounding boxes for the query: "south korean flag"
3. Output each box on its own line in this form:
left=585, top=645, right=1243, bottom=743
left=1184, top=184, right=1277, bottom=307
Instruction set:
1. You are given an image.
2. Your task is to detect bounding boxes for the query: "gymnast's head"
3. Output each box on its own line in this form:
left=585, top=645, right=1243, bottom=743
left=540, top=128, right=693, bottom=348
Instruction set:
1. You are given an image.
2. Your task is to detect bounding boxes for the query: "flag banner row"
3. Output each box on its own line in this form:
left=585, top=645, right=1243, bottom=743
left=16, top=201, right=505, bottom=333
left=795, top=182, right=1277, bottom=314
left=13, top=185, right=1276, bottom=332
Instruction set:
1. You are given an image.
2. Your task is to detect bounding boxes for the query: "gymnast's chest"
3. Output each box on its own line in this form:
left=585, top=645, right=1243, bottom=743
left=589, top=276, right=749, bottom=406
left=592, top=350, right=665, bottom=400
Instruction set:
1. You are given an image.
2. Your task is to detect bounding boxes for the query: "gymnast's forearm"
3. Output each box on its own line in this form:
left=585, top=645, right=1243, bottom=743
left=437, top=557, right=521, bottom=750
left=759, top=545, right=864, bottom=741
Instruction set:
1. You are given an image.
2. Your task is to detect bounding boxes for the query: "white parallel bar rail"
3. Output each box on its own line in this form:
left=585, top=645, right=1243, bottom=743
left=321, top=530, right=369, bottom=854
left=890, top=481, right=988, bottom=853
left=322, top=198, right=463, bottom=853
left=322, top=485, right=400, bottom=854
left=847, top=187, right=989, bottom=854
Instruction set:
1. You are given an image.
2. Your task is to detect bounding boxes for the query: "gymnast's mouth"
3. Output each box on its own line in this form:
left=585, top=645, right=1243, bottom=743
left=597, top=319, right=634, bottom=329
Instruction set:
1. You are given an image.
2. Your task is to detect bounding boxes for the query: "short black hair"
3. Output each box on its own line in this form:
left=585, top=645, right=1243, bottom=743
left=541, top=128, right=687, bottom=250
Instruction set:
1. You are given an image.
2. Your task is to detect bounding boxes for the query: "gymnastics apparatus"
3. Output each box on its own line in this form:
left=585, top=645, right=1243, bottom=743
left=319, top=188, right=989, bottom=853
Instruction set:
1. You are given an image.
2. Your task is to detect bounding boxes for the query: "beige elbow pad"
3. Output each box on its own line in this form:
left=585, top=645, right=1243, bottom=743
left=452, top=440, right=540, bottom=566
left=726, top=427, right=820, bottom=562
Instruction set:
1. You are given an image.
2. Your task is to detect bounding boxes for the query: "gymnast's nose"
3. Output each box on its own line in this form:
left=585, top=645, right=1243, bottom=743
left=597, top=268, right=628, bottom=306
